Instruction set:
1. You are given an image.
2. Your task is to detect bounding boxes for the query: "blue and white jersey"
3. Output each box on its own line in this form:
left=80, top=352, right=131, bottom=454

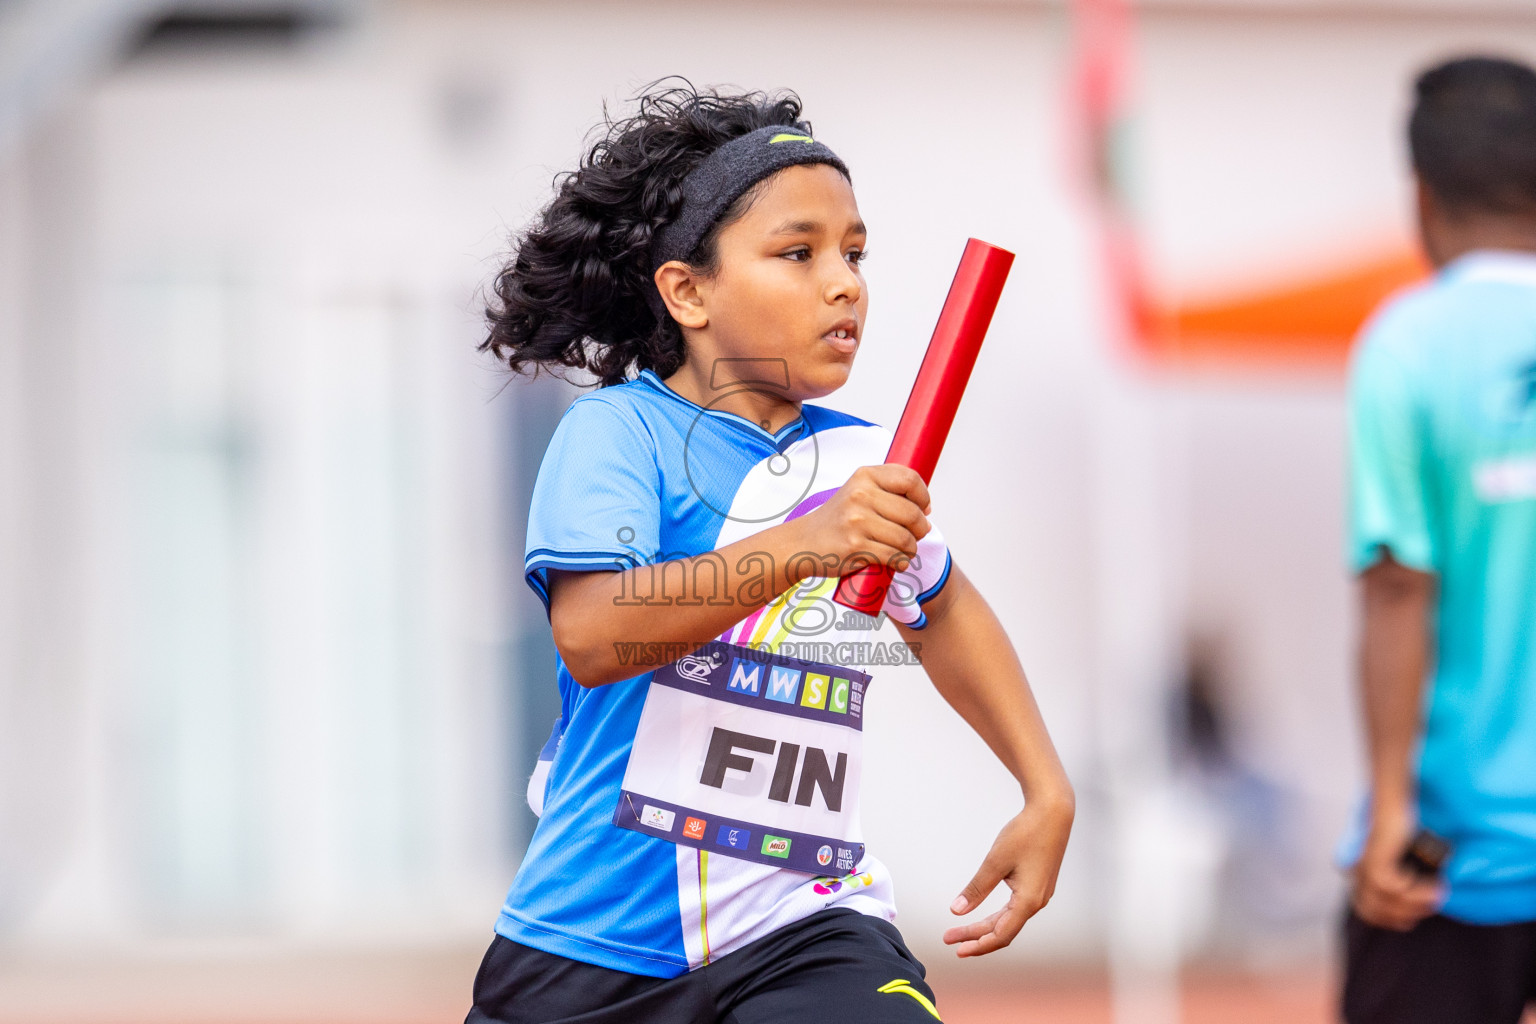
left=497, top=368, right=952, bottom=977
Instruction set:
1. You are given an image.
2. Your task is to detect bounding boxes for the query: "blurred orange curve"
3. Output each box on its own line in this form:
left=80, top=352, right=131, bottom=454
left=1144, top=247, right=1430, bottom=367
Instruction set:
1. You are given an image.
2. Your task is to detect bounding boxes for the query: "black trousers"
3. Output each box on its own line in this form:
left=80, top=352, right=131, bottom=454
left=466, top=908, right=942, bottom=1024
left=1344, top=908, right=1536, bottom=1024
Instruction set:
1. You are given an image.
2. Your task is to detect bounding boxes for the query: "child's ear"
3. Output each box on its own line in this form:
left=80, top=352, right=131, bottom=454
left=654, top=262, right=709, bottom=329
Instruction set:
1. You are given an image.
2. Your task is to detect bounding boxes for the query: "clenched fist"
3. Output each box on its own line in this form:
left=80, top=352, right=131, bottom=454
left=783, top=463, right=933, bottom=582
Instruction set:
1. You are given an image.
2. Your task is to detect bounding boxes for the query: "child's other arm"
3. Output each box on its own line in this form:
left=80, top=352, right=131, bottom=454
left=894, top=563, right=1074, bottom=957
left=548, top=464, right=932, bottom=687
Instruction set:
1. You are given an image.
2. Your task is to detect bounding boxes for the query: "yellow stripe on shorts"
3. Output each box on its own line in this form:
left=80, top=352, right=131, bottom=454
left=876, top=978, right=941, bottom=1020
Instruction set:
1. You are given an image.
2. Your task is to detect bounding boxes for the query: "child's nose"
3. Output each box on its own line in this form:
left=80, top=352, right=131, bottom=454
left=823, top=255, right=862, bottom=305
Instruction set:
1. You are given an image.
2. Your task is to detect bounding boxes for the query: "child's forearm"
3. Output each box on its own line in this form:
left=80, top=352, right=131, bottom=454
left=546, top=518, right=827, bottom=687
left=897, top=563, right=1073, bottom=810
left=547, top=463, right=931, bottom=687
left=904, top=560, right=1073, bottom=951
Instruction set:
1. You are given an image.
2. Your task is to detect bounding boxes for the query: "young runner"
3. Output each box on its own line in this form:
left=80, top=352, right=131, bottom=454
left=469, top=82, right=1074, bottom=1024
left=1342, top=57, right=1536, bottom=1023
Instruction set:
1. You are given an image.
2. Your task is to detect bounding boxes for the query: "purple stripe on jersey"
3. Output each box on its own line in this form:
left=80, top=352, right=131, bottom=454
left=785, top=487, right=837, bottom=523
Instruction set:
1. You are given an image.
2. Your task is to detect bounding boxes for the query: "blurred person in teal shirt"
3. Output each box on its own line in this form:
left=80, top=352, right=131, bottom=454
left=1342, top=56, right=1536, bottom=1024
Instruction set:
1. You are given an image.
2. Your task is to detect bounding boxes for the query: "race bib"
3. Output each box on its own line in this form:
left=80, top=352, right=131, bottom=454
left=613, top=640, right=870, bottom=876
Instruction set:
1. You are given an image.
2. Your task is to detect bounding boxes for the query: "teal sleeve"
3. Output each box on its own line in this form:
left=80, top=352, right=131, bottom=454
left=1347, top=330, right=1436, bottom=574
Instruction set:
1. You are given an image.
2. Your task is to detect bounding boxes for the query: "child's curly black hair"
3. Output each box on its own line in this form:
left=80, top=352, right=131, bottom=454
left=483, top=81, right=813, bottom=387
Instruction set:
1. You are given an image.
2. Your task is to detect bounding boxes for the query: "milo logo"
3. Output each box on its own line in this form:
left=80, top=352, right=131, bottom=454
left=761, top=835, right=792, bottom=858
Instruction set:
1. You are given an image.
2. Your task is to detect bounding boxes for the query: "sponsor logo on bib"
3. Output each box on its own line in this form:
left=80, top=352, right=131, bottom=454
left=762, top=835, right=792, bottom=858
left=802, top=673, right=830, bottom=710
left=727, top=657, right=764, bottom=696
left=675, top=650, right=723, bottom=683
left=641, top=805, right=675, bottom=832
left=722, top=664, right=852, bottom=717
left=654, top=642, right=863, bottom=723
left=829, top=677, right=850, bottom=714
left=683, top=816, right=707, bottom=840
left=717, top=826, right=751, bottom=850
left=765, top=665, right=802, bottom=704
left=817, top=844, right=833, bottom=866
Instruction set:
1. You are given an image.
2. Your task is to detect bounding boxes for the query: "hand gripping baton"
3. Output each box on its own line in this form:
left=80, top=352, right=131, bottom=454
left=830, top=238, right=1015, bottom=615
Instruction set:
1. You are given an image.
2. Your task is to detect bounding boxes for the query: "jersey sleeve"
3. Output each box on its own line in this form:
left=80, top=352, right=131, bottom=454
left=880, top=518, right=952, bottom=629
left=524, top=395, right=661, bottom=613
left=1348, top=323, right=1436, bottom=574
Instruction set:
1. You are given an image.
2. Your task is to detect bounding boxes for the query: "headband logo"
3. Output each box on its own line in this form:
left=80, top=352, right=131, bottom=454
left=768, top=133, right=814, bottom=144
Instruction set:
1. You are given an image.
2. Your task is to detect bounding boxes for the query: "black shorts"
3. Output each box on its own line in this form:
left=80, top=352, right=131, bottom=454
left=465, top=908, right=942, bottom=1024
left=1343, top=907, right=1536, bottom=1024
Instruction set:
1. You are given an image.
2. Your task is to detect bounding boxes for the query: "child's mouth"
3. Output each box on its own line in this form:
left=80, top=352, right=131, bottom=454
left=822, top=324, right=859, bottom=355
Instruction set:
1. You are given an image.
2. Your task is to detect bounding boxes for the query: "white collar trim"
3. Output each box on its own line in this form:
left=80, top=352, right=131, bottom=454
left=1451, top=249, right=1536, bottom=287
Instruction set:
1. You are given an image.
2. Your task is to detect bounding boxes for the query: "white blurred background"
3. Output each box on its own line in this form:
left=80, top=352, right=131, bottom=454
left=2, top=1, right=1534, bottom=1021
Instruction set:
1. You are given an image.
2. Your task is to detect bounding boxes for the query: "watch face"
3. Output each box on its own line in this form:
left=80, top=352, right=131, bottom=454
left=1400, top=828, right=1452, bottom=877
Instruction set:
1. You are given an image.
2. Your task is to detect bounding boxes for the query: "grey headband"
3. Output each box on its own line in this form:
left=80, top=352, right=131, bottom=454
left=647, top=124, right=849, bottom=315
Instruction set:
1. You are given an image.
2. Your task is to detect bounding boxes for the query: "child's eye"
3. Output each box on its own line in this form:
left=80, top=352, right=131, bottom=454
left=846, top=249, right=869, bottom=266
left=781, top=246, right=812, bottom=262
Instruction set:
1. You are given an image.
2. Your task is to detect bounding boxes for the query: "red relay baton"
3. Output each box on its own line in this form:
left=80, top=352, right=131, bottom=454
left=831, top=238, right=1015, bottom=614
